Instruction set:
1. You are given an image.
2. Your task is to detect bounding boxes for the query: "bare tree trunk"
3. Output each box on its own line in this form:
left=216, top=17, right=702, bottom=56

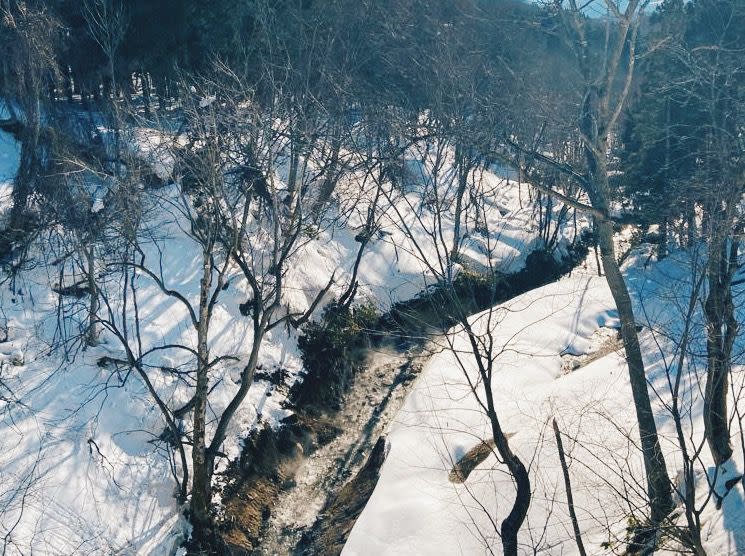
left=141, top=71, right=151, bottom=117
left=190, top=248, right=213, bottom=540
left=658, top=218, right=668, bottom=261
left=596, top=210, right=674, bottom=525
left=5, top=93, right=41, bottom=245
left=659, top=98, right=670, bottom=262
left=86, top=245, right=99, bottom=346
left=579, top=76, right=674, bottom=525
left=687, top=202, right=697, bottom=248
left=287, top=132, right=300, bottom=203
left=462, top=323, right=530, bottom=556
left=339, top=235, right=368, bottom=309
left=553, top=419, right=587, bottom=556
left=451, top=145, right=469, bottom=272
left=668, top=268, right=707, bottom=556
left=703, top=226, right=736, bottom=465
left=311, top=130, right=342, bottom=216
left=484, top=395, right=529, bottom=556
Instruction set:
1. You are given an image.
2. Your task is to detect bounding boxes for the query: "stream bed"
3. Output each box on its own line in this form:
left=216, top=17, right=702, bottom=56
left=256, top=342, right=428, bottom=555
left=249, top=248, right=586, bottom=555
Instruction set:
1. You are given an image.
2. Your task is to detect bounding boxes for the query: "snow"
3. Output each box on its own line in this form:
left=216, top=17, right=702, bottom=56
left=321, top=142, right=581, bottom=308
left=198, top=96, right=216, bottom=109
left=0, top=98, right=14, bottom=122
left=91, top=197, right=105, bottom=213
left=0, top=124, right=595, bottom=554
left=345, top=252, right=745, bottom=555
left=129, top=128, right=178, bottom=181
left=0, top=190, right=300, bottom=553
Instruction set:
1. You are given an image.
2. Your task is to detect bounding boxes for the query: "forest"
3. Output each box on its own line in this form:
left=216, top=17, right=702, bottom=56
left=0, top=0, right=744, bottom=554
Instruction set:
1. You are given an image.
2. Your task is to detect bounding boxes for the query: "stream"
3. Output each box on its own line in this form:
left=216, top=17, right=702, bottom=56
left=252, top=248, right=584, bottom=555
left=256, top=341, right=428, bottom=555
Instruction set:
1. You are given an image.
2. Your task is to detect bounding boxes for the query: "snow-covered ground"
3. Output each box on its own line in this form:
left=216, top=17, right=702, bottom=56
left=3, top=114, right=743, bottom=555
left=0, top=125, right=584, bottom=554
left=345, top=251, right=745, bottom=555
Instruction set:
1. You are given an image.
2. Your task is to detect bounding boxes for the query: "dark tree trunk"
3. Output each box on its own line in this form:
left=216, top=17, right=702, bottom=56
left=286, top=133, right=300, bottom=205
left=4, top=102, right=41, bottom=253
left=553, top=419, right=587, bottom=556
left=596, top=217, right=674, bottom=524
left=580, top=84, right=673, bottom=524
left=703, top=225, right=736, bottom=465
left=65, top=69, right=74, bottom=103
left=484, top=399, right=530, bottom=556
left=451, top=144, right=470, bottom=275
left=311, top=130, right=342, bottom=216
left=141, top=72, right=151, bottom=117
left=657, top=218, right=668, bottom=261
left=157, top=79, right=167, bottom=111
left=190, top=249, right=214, bottom=541
left=86, top=246, right=99, bottom=346
left=687, top=202, right=698, bottom=248
left=464, top=321, right=531, bottom=556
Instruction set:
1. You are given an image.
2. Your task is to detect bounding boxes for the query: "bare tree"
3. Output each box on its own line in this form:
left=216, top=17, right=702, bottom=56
left=449, top=313, right=531, bottom=556
left=377, top=121, right=536, bottom=553
left=508, top=0, right=675, bottom=529
left=0, top=0, right=60, bottom=253
left=82, top=0, right=127, bottom=99
left=552, top=417, right=587, bottom=556
left=89, top=70, right=365, bottom=545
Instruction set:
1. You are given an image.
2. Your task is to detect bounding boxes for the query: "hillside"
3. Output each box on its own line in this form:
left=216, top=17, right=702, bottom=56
left=1, top=0, right=744, bottom=554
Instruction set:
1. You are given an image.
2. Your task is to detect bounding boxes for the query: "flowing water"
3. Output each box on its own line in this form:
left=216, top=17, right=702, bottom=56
left=256, top=343, right=427, bottom=555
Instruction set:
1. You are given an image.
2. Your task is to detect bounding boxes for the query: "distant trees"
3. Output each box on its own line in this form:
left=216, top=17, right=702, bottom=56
left=618, top=1, right=697, bottom=257
left=82, top=0, right=127, bottom=97
left=0, top=0, right=60, bottom=254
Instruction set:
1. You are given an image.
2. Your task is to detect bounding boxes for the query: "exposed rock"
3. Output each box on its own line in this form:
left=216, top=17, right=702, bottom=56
left=561, top=326, right=623, bottom=373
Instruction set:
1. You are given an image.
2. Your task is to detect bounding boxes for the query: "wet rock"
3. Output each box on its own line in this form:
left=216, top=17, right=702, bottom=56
left=300, top=436, right=388, bottom=555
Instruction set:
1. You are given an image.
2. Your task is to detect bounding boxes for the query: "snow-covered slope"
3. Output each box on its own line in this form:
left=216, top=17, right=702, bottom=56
left=344, top=253, right=745, bottom=555
left=0, top=126, right=583, bottom=554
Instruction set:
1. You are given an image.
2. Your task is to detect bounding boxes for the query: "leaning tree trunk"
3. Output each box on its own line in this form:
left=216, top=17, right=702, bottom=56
left=450, top=144, right=469, bottom=276
left=582, top=97, right=674, bottom=524
left=596, top=217, right=674, bottom=524
left=703, top=225, right=736, bottom=466
left=464, top=320, right=530, bottom=556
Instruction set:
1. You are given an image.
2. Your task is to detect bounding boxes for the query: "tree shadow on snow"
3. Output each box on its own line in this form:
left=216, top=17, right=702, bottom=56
left=712, top=465, right=745, bottom=555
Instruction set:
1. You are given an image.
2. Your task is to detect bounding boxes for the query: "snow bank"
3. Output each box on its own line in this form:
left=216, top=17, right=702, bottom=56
left=345, top=253, right=745, bottom=555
